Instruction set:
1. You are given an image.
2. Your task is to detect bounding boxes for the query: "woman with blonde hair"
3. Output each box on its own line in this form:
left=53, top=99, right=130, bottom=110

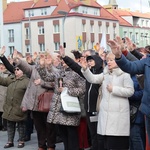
left=81, top=52, right=134, bottom=150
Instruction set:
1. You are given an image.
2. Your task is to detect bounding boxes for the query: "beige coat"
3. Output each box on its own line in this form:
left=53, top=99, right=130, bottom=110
left=82, top=66, right=134, bottom=136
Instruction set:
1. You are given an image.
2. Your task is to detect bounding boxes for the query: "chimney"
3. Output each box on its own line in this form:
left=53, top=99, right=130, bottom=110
left=2, top=0, right=7, bottom=11
left=57, top=0, right=61, bottom=3
left=33, top=0, right=39, bottom=3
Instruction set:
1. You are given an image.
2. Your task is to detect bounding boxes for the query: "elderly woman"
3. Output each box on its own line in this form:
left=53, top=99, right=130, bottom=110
left=37, top=54, right=86, bottom=150
left=0, top=66, right=29, bottom=148
left=81, top=52, right=134, bottom=150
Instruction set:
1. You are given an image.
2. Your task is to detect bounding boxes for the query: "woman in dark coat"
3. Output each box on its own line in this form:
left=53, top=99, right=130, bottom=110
left=0, top=67, right=29, bottom=148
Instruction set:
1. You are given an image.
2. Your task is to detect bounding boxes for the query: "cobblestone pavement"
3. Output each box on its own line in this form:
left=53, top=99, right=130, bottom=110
left=0, top=130, right=64, bottom=150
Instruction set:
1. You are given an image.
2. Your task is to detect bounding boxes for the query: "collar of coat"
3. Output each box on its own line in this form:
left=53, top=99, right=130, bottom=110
left=10, top=74, right=28, bottom=81
left=103, top=66, right=124, bottom=76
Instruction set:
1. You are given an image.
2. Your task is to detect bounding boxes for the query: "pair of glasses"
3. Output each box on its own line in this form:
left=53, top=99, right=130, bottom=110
left=14, top=68, right=20, bottom=71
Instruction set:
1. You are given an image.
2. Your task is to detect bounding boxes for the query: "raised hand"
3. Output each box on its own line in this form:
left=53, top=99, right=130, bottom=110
left=107, top=40, right=122, bottom=58
left=32, top=52, right=38, bottom=60
left=126, top=37, right=136, bottom=51
left=0, top=46, right=6, bottom=56
left=45, top=54, right=52, bottom=67
left=12, top=49, right=18, bottom=59
left=59, top=45, right=65, bottom=57
left=80, top=57, right=88, bottom=70
left=115, top=36, right=126, bottom=52
left=39, top=54, right=45, bottom=67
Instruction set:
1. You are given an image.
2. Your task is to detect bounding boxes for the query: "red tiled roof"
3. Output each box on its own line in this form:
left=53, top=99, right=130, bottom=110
left=112, top=10, right=132, bottom=26
left=113, top=9, right=150, bottom=19
left=33, top=0, right=58, bottom=8
left=52, top=0, right=118, bottom=21
left=4, top=0, right=118, bottom=23
left=4, top=1, right=34, bottom=23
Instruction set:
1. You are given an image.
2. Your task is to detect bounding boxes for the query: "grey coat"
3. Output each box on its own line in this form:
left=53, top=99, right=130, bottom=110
left=37, top=67, right=86, bottom=126
left=15, top=59, right=54, bottom=111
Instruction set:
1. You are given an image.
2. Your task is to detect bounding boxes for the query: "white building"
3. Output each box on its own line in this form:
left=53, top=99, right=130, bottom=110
left=3, top=0, right=119, bottom=56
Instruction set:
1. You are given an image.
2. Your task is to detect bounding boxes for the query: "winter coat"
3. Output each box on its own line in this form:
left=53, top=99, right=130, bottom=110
left=0, top=71, right=9, bottom=112
left=115, top=54, right=150, bottom=117
left=82, top=66, right=134, bottom=136
left=129, top=75, right=145, bottom=124
left=1, top=74, right=29, bottom=122
left=63, top=55, right=103, bottom=112
left=14, top=59, right=54, bottom=111
left=37, top=67, right=86, bottom=126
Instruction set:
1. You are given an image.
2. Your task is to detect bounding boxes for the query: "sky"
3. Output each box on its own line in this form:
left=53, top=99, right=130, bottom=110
left=97, top=0, right=150, bottom=13
left=7, top=0, right=150, bottom=13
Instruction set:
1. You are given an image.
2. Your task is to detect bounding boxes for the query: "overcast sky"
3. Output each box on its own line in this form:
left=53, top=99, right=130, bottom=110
left=7, top=0, right=150, bottom=13
left=97, top=0, right=150, bottom=13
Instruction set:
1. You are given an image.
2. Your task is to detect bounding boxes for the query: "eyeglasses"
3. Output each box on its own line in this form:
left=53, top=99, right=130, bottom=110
left=14, top=68, right=20, bottom=71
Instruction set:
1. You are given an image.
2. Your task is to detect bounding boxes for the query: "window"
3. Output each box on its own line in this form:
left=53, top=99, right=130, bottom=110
left=98, top=25, right=102, bottom=33
left=54, top=42, right=60, bottom=51
left=41, top=9, right=47, bottom=15
left=39, top=44, right=45, bottom=52
left=26, top=45, right=30, bottom=53
left=94, top=9, right=98, bottom=15
left=91, top=25, right=94, bottom=33
left=82, top=24, right=86, bottom=32
left=9, top=46, right=14, bottom=55
left=146, top=20, right=149, bottom=27
left=29, top=10, right=34, bottom=17
left=91, top=42, right=94, bottom=49
left=141, top=20, right=144, bottom=26
left=25, top=27, right=30, bottom=39
left=82, top=42, right=85, bottom=50
left=39, top=26, right=44, bottom=34
left=106, top=26, right=109, bottom=34
left=129, top=32, right=132, bottom=39
left=54, top=25, right=60, bottom=33
left=135, top=32, right=138, bottom=42
left=8, top=29, right=14, bottom=43
left=82, top=7, right=88, bottom=14
left=113, top=27, right=116, bottom=39
left=123, top=31, right=127, bottom=37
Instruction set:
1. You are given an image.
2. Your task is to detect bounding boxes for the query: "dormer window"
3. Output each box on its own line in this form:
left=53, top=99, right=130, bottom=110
left=41, top=8, right=47, bottom=15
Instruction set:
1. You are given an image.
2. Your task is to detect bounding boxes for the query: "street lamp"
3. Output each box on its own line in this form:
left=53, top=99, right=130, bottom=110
left=57, top=10, right=68, bottom=48
left=28, top=10, right=32, bottom=55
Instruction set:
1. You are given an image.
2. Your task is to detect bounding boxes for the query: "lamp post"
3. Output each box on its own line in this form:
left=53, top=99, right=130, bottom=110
left=57, top=10, right=68, bottom=48
left=28, top=10, right=32, bottom=55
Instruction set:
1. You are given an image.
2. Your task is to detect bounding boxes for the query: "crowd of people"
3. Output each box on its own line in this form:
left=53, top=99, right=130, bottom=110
left=0, top=36, right=149, bottom=150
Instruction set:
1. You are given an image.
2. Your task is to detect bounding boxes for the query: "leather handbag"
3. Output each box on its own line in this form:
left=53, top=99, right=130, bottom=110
left=38, top=90, right=54, bottom=112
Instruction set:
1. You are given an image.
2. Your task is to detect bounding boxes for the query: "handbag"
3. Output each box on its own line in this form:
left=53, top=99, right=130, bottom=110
left=60, top=87, right=81, bottom=113
left=38, top=90, right=54, bottom=112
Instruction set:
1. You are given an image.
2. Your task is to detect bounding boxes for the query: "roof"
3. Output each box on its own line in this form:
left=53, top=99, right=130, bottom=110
left=112, top=9, right=132, bottom=26
left=33, top=0, right=58, bottom=8
left=113, top=9, right=150, bottom=19
left=4, top=0, right=118, bottom=23
left=4, top=1, right=34, bottom=23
